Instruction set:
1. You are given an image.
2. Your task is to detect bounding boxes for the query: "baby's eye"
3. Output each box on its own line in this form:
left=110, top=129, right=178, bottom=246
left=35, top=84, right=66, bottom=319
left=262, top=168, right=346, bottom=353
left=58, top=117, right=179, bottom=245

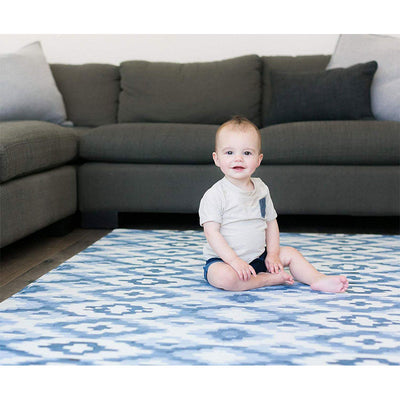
left=225, top=151, right=233, bottom=155
left=244, top=151, right=252, bottom=156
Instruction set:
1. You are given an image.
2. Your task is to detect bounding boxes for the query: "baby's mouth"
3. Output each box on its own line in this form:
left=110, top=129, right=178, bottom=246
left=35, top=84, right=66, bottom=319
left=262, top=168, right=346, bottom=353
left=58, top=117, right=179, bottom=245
left=232, top=166, right=245, bottom=171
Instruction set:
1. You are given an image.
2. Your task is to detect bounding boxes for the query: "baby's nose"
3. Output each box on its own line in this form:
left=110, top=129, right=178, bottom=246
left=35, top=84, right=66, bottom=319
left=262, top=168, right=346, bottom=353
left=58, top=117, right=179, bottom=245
left=234, top=154, right=243, bottom=161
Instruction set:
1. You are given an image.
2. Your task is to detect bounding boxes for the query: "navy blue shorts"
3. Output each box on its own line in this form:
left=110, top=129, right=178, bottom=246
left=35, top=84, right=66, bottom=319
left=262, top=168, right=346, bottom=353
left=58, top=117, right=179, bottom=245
left=203, top=249, right=268, bottom=283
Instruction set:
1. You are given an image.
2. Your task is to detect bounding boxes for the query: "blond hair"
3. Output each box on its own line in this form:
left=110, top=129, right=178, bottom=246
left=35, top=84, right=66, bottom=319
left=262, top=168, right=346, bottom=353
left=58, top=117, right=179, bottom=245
left=215, top=115, right=261, bottom=152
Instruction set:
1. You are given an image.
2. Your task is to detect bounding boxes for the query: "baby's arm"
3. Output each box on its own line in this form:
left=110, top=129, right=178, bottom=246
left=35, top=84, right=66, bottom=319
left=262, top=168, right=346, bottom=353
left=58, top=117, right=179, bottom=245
left=265, top=218, right=284, bottom=273
left=203, top=221, right=257, bottom=281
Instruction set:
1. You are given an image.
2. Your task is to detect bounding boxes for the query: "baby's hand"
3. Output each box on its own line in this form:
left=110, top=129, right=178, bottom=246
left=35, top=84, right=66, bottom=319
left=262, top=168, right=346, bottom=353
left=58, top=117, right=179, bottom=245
left=265, top=254, right=283, bottom=274
left=230, top=257, right=257, bottom=281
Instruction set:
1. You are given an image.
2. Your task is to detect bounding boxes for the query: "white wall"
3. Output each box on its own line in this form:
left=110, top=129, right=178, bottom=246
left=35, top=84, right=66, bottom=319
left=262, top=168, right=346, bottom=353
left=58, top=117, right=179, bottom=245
left=0, top=34, right=341, bottom=64
left=2, top=34, right=399, bottom=65
left=2, top=0, right=399, bottom=64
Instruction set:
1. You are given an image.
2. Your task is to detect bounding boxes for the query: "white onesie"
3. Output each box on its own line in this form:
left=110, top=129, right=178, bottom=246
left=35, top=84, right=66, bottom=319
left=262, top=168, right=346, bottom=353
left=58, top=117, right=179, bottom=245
left=199, top=177, right=277, bottom=264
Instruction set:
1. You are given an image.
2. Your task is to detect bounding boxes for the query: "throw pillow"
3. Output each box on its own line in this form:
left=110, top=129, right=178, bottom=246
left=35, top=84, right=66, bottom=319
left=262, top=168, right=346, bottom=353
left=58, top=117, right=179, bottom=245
left=263, top=61, right=377, bottom=126
left=327, top=34, right=400, bottom=122
left=0, top=42, right=68, bottom=125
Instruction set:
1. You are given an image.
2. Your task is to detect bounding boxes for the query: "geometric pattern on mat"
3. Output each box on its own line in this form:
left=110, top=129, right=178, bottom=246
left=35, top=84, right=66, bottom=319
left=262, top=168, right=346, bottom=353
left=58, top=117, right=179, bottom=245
left=1, top=229, right=399, bottom=365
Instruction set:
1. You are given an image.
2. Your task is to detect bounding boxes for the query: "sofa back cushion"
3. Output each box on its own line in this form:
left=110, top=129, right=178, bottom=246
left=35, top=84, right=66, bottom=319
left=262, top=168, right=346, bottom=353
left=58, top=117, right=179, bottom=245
left=118, top=55, right=262, bottom=126
left=262, top=55, right=331, bottom=126
left=51, top=64, right=120, bottom=127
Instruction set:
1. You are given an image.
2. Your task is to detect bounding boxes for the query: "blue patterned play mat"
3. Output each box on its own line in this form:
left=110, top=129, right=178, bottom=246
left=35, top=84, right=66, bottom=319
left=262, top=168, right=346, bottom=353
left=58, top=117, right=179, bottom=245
left=1, top=229, right=399, bottom=365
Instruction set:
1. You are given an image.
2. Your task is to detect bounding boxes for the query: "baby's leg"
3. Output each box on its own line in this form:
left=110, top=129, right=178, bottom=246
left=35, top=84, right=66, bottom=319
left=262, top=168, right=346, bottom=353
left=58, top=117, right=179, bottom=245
left=279, top=246, right=348, bottom=293
left=207, top=261, right=294, bottom=291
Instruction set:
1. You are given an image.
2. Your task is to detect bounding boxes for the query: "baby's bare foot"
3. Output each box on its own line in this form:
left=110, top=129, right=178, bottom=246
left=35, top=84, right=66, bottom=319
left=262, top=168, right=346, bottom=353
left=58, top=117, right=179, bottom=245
left=268, top=270, right=294, bottom=285
left=280, top=270, right=295, bottom=285
left=311, top=275, right=348, bottom=293
left=259, top=270, right=294, bottom=286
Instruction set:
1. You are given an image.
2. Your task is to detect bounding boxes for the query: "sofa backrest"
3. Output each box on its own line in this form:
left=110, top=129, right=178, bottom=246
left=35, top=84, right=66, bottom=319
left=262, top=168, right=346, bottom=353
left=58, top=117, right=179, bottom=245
left=51, top=55, right=331, bottom=128
left=119, top=55, right=262, bottom=127
left=51, top=64, right=120, bottom=127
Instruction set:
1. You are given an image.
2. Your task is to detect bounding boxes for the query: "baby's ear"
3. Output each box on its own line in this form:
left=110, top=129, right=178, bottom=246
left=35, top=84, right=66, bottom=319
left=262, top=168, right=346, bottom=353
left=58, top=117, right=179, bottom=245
left=258, top=153, right=263, bottom=166
left=212, top=152, right=220, bottom=166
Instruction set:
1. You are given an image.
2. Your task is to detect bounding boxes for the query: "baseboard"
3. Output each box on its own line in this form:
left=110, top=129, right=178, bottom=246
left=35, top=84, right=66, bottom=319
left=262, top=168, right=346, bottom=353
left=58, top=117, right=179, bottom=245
left=81, top=211, right=119, bottom=229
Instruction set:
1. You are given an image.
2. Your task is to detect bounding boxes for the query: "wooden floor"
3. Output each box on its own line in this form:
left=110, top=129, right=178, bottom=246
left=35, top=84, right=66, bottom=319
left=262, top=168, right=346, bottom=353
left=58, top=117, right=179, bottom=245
left=0, top=228, right=110, bottom=302
left=1, top=213, right=399, bottom=303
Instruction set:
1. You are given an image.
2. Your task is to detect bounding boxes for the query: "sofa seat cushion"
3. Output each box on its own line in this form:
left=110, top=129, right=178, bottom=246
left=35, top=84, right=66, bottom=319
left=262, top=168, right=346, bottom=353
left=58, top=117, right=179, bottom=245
left=80, top=123, right=218, bottom=163
left=0, top=121, right=78, bottom=183
left=260, top=121, right=400, bottom=165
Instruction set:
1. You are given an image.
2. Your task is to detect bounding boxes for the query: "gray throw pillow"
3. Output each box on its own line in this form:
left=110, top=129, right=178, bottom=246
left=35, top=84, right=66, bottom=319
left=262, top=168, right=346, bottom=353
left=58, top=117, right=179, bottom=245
left=0, top=42, right=68, bottom=125
left=327, top=34, right=400, bottom=122
left=263, top=61, right=377, bottom=126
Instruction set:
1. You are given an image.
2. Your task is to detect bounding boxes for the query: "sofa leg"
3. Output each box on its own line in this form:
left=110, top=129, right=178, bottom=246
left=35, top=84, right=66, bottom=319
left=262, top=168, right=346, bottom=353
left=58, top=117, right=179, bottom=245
left=45, top=214, right=78, bottom=236
left=81, top=211, right=119, bottom=229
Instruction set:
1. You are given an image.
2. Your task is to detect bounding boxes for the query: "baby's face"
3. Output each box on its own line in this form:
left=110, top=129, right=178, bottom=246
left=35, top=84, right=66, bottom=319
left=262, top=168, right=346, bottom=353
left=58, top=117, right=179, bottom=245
left=213, top=126, right=263, bottom=184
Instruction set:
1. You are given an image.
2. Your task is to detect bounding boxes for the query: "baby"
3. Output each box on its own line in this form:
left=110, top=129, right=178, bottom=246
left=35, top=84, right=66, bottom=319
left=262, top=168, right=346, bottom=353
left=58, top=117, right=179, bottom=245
left=199, top=116, right=349, bottom=293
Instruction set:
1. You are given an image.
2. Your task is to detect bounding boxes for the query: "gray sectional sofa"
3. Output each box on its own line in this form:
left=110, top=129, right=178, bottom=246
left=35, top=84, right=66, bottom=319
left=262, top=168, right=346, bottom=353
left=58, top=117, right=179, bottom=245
left=0, top=121, right=77, bottom=248
left=1, top=54, right=399, bottom=248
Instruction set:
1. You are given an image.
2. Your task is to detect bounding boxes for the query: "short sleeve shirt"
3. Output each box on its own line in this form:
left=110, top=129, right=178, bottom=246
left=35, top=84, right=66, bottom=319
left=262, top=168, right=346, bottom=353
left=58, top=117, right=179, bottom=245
left=199, top=177, right=277, bottom=263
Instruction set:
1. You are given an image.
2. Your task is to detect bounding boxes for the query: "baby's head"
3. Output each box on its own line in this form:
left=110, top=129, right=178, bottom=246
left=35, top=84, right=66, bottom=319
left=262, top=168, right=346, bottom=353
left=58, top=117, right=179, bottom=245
left=215, top=115, right=262, bottom=154
left=213, top=116, right=263, bottom=181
